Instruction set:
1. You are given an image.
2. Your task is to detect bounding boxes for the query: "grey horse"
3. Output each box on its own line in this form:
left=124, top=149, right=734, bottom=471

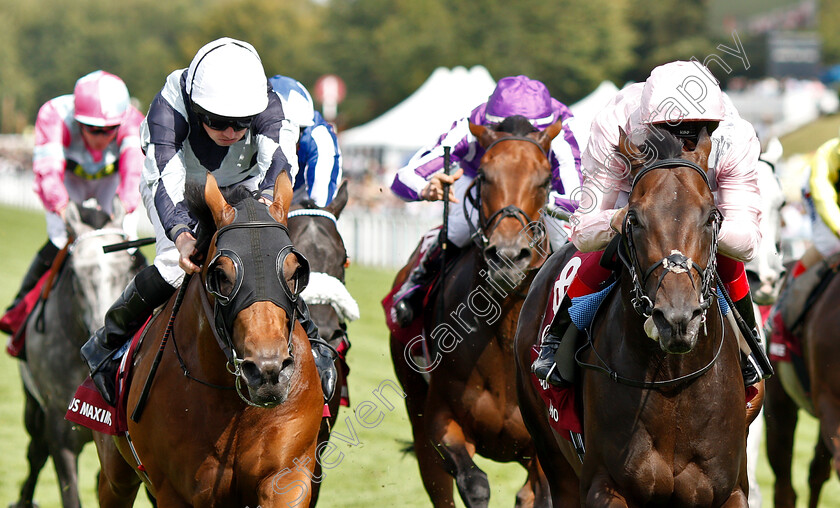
left=11, top=201, right=137, bottom=508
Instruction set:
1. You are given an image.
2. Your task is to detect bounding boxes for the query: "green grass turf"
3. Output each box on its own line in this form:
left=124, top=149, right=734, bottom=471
left=0, top=204, right=838, bottom=506
left=780, top=113, right=840, bottom=157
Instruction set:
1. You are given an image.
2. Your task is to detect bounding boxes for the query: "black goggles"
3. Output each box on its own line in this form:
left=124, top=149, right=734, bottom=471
left=80, top=123, right=119, bottom=135
left=658, top=121, right=720, bottom=143
left=192, top=104, right=254, bottom=131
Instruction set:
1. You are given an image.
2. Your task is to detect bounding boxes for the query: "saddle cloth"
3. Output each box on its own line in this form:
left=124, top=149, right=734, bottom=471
left=1, top=271, right=50, bottom=357
left=65, top=317, right=149, bottom=435
left=381, top=228, right=440, bottom=369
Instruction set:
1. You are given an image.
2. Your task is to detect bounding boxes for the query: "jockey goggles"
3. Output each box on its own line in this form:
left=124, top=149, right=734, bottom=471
left=80, top=123, right=119, bottom=135
left=654, top=120, right=719, bottom=145
left=192, top=103, right=254, bottom=131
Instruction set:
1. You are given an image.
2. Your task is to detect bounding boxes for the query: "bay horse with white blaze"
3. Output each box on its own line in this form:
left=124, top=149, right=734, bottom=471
left=389, top=115, right=563, bottom=507
left=515, top=127, right=751, bottom=507
left=93, top=172, right=323, bottom=507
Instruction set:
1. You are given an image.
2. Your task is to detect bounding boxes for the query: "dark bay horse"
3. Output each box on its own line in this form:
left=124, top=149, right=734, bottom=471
left=93, top=172, right=324, bottom=507
left=13, top=202, right=135, bottom=508
left=288, top=179, right=356, bottom=506
left=765, top=270, right=840, bottom=508
left=389, top=116, right=564, bottom=507
left=515, top=127, right=750, bottom=507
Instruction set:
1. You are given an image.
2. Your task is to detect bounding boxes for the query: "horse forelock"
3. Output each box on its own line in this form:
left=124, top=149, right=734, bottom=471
left=185, top=180, right=262, bottom=256
left=493, top=115, right=538, bottom=136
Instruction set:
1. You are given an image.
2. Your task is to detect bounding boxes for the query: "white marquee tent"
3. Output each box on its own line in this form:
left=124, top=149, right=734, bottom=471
left=340, top=66, right=497, bottom=173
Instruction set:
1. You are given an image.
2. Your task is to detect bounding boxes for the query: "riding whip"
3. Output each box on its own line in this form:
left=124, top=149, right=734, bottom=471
left=439, top=147, right=452, bottom=320
left=103, top=237, right=155, bottom=253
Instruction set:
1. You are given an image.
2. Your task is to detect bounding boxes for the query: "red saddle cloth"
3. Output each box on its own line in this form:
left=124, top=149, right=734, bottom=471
left=65, top=318, right=149, bottom=435
left=381, top=228, right=440, bottom=364
left=1, top=272, right=50, bottom=357
left=529, top=267, right=583, bottom=440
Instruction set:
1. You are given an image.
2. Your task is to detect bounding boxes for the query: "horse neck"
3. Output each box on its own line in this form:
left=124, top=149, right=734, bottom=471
left=49, top=263, right=89, bottom=341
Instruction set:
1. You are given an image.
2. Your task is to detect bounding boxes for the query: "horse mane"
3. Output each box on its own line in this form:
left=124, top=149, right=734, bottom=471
left=493, top=115, right=538, bottom=136
left=77, top=207, right=112, bottom=230
left=639, top=127, right=684, bottom=162
left=184, top=178, right=258, bottom=256
left=295, top=198, right=320, bottom=210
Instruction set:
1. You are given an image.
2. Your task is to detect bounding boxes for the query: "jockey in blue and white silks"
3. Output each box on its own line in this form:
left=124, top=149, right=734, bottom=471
left=270, top=75, right=343, bottom=207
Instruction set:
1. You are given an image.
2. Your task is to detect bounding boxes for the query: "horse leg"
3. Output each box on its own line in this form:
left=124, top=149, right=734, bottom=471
left=763, top=369, right=798, bottom=508
left=426, top=402, right=489, bottom=508
left=44, top=410, right=87, bottom=508
left=584, top=471, right=628, bottom=508
left=807, top=435, right=832, bottom=508
left=390, top=336, right=456, bottom=506
left=259, top=469, right=312, bottom=508
left=93, top=433, right=141, bottom=508
left=10, top=387, right=50, bottom=508
left=515, top=456, right=551, bottom=508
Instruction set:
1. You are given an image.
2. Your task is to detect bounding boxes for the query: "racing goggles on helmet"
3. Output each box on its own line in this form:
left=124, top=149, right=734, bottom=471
left=192, top=103, right=254, bottom=131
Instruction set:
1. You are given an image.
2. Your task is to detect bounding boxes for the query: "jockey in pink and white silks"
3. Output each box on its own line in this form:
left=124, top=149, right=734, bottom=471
left=3, top=70, right=144, bottom=314
left=80, top=38, right=336, bottom=406
left=532, top=61, right=771, bottom=390
left=389, top=75, right=584, bottom=326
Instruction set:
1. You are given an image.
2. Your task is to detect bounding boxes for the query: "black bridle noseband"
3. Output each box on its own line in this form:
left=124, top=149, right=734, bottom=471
left=464, top=135, right=549, bottom=251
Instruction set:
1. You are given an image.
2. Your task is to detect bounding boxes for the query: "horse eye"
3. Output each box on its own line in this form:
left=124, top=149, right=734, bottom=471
left=212, top=265, right=234, bottom=296
left=627, top=211, right=639, bottom=227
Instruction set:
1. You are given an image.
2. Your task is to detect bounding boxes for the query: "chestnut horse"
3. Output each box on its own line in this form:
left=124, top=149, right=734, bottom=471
left=389, top=115, right=563, bottom=507
left=288, top=179, right=356, bottom=506
left=765, top=269, right=840, bottom=508
left=92, top=172, right=323, bottom=507
left=515, top=127, right=750, bottom=506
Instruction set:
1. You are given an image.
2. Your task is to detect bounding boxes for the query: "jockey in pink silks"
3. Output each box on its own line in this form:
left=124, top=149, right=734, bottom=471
left=3, top=70, right=144, bottom=314
left=531, top=61, right=771, bottom=391
left=389, top=75, right=585, bottom=326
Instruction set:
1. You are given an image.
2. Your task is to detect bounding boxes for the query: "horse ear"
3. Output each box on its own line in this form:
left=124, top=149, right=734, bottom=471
left=616, top=127, right=646, bottom=170
left=269, top=170, right=293, bottom=225
left=64, top=201, right=82, bottom=237
left=469, top=122, right=495, bottom=148
left=111, top=196, right=126, bottom=227
left=204, top=172, right=234, bottom=227
left=325, top=179, right=349, bottom=219
left=691, top=127, right=712, bottom=169
left=536, top=119, right=563, bottom=153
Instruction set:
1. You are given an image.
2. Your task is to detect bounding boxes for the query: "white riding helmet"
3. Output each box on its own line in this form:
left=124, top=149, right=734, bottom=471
left=185, top=37, right=269, bottom=118
left=640, top=61, right=726, bottom=125
left=269, top=75, right=315, bottom=127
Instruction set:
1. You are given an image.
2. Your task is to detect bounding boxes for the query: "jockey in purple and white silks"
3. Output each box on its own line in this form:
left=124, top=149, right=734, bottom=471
left=3, top=70, right=145, bottom=315
left=269, top=75, right=343, bottom=207
left=389, top=75, right=584, bottom=326
left=80, top=38, right=336, bottom=406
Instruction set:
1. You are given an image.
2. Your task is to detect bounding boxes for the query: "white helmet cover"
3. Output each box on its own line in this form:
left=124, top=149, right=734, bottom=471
left=640, top=61, right=726, bottom=125
left=185, top=37, right=269, bottom=118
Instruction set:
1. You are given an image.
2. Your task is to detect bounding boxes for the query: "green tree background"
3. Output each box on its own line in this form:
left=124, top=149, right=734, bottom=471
left=0, top=0, right=837, bottom=133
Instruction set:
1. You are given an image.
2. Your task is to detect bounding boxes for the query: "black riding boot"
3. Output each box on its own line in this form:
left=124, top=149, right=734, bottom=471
left=532, top=297, right=577, bottom=387
left=298, top=299, right=337, bottom=401
left=6, top=240, right=59, bottom=311
left=732, top=291, right=772, bottom=387
left=80, top=265, right=174, bottom=406
left=393, top=239, right=444, bottom=327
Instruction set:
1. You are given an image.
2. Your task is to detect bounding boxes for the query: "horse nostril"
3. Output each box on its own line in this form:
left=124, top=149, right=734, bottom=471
left=241, top=360, right=262, bottom=387
left=516, top=247, right=531, bottom=263
left=484, top=245, right=498, bottom=261
left=281, top=356, right=294, bottom=373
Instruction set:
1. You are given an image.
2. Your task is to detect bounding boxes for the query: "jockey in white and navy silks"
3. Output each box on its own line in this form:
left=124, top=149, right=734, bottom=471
left=82, top=38, right=339, bottom=408
left=388, top=75, right=584, bottom=327
left=141, top=65, right=297, bottom=288
left=391, top=75, right=584, bottom=251
left=1, top=70, right=144, bottom=318
left=269, top=75, right=343, bottom=207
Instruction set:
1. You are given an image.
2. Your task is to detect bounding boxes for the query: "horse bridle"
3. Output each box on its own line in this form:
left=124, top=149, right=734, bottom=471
left=618, top=159, right=721, bottom=318
left=205, top=219, right=310, bottom=407
left=464, top=135, right=550, bottom=251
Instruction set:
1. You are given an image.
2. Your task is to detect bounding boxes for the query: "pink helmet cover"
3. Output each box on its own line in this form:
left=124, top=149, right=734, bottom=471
left=74, top=70, right=130, bottom=127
